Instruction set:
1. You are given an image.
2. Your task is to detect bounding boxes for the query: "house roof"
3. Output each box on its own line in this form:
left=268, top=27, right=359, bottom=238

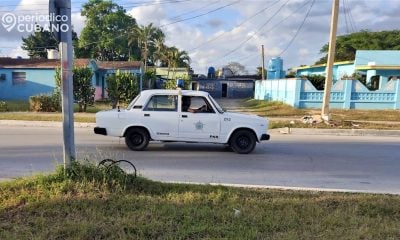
left=354, top=50, right=400, bottom=70
left=0, top=58, right=141, bottom=70
left=292, top=61, right=354, bottom=71
left=96, top=61, right=141, bottom=70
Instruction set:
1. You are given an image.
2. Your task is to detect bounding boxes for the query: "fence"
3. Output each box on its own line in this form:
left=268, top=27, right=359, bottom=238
left=254, top=78, right=400, bottom=110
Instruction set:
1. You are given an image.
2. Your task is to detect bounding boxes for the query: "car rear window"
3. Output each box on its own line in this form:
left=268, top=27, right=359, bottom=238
left=144, top=95, right=177, bottom=111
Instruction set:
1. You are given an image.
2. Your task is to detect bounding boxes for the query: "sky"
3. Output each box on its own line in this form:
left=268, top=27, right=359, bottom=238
left=0, top=0, right=399, bottom=74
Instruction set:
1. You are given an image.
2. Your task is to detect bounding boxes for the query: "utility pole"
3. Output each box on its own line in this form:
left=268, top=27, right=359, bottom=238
left=321, top=0, right=339, bottom=121
left=50, top=0, right=76, bottom=167
left=261, top=45, right=266, bottom=80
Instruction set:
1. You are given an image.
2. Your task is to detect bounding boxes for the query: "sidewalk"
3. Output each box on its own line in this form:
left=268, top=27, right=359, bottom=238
left=0, top=120, right=95, bottom=128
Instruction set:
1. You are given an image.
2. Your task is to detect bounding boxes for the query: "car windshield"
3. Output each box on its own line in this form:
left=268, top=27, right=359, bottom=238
left=208, top=94, right=224, bottom=113
left=126, top=94, right=141, bottom=110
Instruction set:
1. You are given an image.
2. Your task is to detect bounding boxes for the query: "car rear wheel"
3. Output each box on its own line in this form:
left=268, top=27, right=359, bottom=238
left=125, top=128, right=149, bottom=151
left=230, top=130, right=256, bottom=154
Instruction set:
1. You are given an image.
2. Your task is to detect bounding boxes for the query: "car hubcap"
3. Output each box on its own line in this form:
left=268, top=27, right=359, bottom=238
left=237, top=135, right=250, bottom=149
left=131, top=134, right=143, bottom=146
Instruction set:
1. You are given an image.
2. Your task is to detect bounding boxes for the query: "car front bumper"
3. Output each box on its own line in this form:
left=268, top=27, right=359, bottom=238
left=260, top=133, right=270, bottom=141
left=94, top=127, right=107, bottom=136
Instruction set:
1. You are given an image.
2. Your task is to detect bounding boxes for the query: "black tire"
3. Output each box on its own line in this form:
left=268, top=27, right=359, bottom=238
left=229, top=130, right=257, bottom=154
left=125, top=128, right=149, bottom=151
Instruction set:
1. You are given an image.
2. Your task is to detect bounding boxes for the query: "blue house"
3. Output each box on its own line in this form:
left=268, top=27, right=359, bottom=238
left=293, top=50, right=400, bottom=87
left=0, top=58, right=142, bottom=101
left=255, top=50, right=400, bottom=110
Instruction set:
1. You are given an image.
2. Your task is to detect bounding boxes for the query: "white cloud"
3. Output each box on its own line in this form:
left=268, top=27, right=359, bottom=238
left=127, top=4, right=166, bottom=26
left=71, top=13, right=85, bottom=35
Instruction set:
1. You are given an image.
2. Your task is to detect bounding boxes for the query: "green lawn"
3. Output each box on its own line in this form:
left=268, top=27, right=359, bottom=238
left=243, top=99, right=400, bottom=121
left=1, top=162, right=399, bottom=239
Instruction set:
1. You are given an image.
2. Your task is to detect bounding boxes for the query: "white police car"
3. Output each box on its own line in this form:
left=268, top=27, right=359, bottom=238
left=94, top=89, right=269, bottom=154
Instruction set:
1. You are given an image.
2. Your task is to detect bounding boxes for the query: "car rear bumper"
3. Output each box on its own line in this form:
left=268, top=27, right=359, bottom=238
left=94, top=127, right=107, bottom=136
left=260, top=133, right=270, bottom=141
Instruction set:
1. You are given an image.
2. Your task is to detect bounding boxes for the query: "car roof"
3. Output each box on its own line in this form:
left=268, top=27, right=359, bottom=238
left=134, top=89, right=210, bottom=106
left=140, top=89, right=209, bottom=97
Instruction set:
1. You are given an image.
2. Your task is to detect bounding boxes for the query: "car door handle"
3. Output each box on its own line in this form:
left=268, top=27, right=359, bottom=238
left=144, top=113, right=150, bottom=117
left=182, top=115, right=188, bottom=118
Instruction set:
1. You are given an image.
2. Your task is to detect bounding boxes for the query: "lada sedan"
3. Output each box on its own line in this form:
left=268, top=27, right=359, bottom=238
left=94, top=89, right=269, bottom=154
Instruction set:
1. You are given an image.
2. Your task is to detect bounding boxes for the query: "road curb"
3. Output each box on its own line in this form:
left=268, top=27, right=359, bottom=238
left=0, top=120, right=96, bottom=128
left=271, top=127, right=400, bottom=137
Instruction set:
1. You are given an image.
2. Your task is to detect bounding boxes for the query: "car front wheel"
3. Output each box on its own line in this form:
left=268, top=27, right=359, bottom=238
left=230, top=130, right=256, bottom=154
left=125, top=128, right=149, bottom=151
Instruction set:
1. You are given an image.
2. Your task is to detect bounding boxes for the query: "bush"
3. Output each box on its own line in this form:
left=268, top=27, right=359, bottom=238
left=29, top=94, right=61, bottom=112
left=301, top=74, right=325, bottom=90
left=0, top=101, right=8, bottom=112
left=106, top=70, right=139, bottom=109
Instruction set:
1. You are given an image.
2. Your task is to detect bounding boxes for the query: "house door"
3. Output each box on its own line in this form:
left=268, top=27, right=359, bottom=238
left=192, top=82, right=198, bottom=91
left=222, top=83, right=227, bottom=98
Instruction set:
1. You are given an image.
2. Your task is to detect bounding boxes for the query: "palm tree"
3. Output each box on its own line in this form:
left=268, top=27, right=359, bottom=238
left=165, top=46, right=191, bottom=79
left=128, top=23, right=158, bottom=71
left=151, top=29, right=166, bottom=67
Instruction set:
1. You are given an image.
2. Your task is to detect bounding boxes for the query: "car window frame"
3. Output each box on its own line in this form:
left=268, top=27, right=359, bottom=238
left=182, top=95, right=216, bottom=114
left=143, top=94, right=178, bottom=112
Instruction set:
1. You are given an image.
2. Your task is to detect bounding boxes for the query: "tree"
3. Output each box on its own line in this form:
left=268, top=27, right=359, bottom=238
left=165, top=46, right=190, bottom=79
left=21, top=26, right=58, bottom=59
left=78, top=0, right=137, bottom=60
left=316, top=30, right=400, bottom=64
left=256, top=67, right=266, bottom=78
left=151, top=30, right=167, bottom=66
left=129, top=23, right=161, bottom=71
left=22, top=25, right=79, bottom=59
left=106, top=70, right=139, bottom=108
left=223, top=62, right=247, bottom=75
left=73, top=67, right=95, bottom=112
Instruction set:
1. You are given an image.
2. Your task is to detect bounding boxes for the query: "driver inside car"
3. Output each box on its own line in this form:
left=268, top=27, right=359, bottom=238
left=182, top=96, right=206, bottom=113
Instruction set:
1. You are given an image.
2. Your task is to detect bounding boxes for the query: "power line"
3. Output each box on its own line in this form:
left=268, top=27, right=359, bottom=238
left=188, top=0, right=280, bottom=52
left=0, top=0, right=192, bottom=8
left=0, top=0, right=195, bottom=13
left=167, top=0, right=221, bottom=21
left=344, top=0, right=357, bottom=32
left=77, top=1, right=239, bottom=49
left=211, top=0, right=290, bottom=65
left=342, top=0, right=350, bottom=34
left=229, top=0, right=313, bottom=64
left=277, top=0, right=315, bottom=57
left=159, top=0, right=240, bottom=28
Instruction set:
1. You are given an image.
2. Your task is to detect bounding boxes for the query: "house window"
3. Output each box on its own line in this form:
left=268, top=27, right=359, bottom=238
left=0, top=74, right=6, bottom=81
left=12, top=72, right=26, bottom=85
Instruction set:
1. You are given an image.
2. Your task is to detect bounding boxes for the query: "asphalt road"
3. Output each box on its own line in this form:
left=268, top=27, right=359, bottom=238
left=1, top=125, right=399, bottom=194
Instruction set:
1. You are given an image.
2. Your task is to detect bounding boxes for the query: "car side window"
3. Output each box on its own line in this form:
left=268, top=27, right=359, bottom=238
left=144, top=95, right=177, bottom=111
left=182, top=96, right=214, bottom=113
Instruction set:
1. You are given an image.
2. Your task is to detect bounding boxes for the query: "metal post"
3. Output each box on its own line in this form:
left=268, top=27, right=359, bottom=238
left=59, top=0, right=75, bottom=167
left=261, top=45, right=266, bottom=80
left=140, top=62, right=143, bottom=92
left=321, top=0, right=339, bottom=121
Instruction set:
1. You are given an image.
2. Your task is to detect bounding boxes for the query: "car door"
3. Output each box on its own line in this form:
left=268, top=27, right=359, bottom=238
left=141, top=94, right=179, bottom=140
left=179, top=95, right=221, bottom=142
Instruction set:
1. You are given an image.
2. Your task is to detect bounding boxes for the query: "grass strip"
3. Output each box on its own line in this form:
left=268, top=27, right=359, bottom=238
left=1, top=162, right=399, bottom=239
